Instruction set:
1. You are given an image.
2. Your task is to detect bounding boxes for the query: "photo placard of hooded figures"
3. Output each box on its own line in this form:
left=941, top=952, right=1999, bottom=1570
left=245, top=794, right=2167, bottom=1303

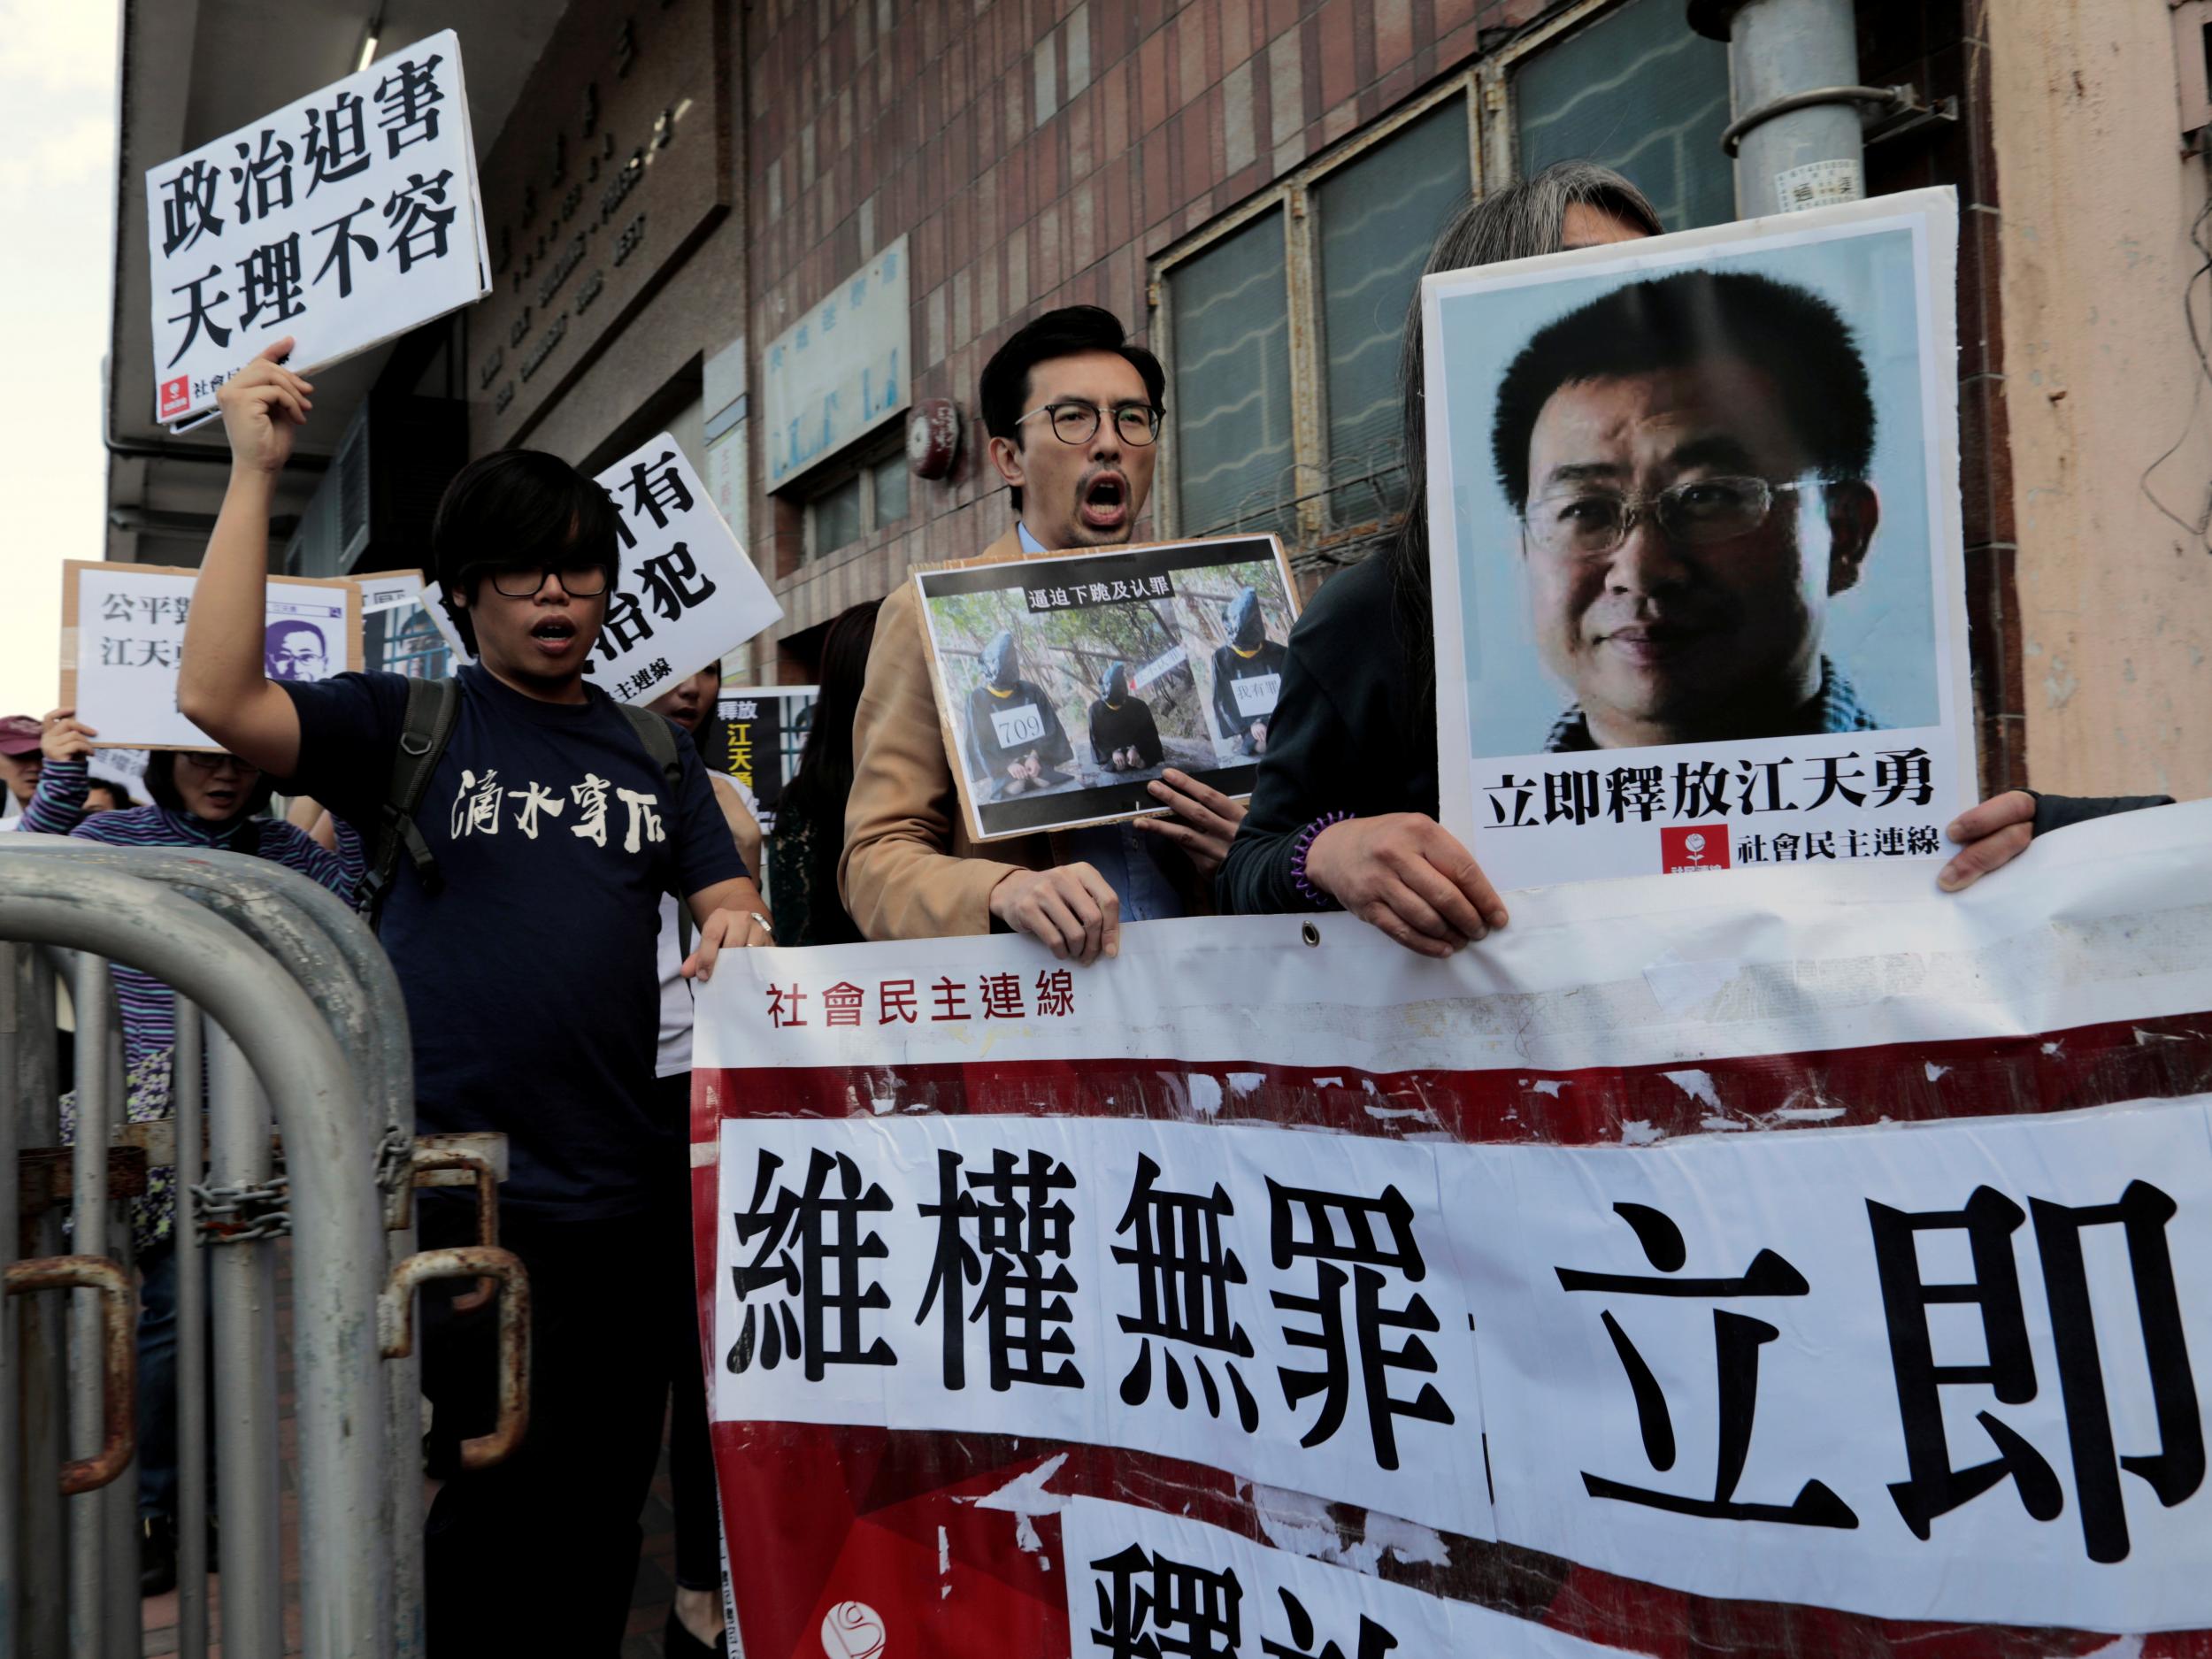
left=60, top=560, right=363, bottom=750
left=913, top=534, right=1301, bottom=841
left=144, top=30, right=490, bottom=426
left=1421, top=188, right=1974, bottom=890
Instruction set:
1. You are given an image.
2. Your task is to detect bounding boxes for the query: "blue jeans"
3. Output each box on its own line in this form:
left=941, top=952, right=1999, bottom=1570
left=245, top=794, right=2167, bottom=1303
left=136, top=1243, right=212, bottom=1521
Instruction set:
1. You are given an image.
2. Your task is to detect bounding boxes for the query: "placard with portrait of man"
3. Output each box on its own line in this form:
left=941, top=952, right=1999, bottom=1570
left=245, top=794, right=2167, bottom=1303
left=1421, top=188, right=1974, bottom=889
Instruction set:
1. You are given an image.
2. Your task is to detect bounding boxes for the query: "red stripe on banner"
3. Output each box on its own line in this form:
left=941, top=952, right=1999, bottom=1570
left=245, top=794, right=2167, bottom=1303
left=691, top=1007, right=2212, bottom=1659
left=700, top=1008, right=2212, bottom=1146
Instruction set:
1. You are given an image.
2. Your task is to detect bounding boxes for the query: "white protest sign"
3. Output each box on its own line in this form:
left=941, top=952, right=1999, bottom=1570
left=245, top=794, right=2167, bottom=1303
left=589, top=434, right=783, bottom=704
left=145, top=30, right=489, bottom=426
left=63, top=561, right=360, bottom=750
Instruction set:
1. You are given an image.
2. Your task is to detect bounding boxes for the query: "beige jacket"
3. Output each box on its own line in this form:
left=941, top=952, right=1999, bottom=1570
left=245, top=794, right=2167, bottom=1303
left=839, top=529, right=1056, bottom=940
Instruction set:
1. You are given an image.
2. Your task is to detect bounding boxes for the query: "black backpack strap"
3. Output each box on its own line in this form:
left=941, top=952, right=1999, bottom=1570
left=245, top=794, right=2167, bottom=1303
left=359, top=676, right=461, bottom=922
left=619, top=703, right=695, bottom=956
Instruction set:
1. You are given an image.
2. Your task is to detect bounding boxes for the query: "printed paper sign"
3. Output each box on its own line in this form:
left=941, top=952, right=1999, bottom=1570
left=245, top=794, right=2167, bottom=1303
left=1229, top=672, right=1280, bottom=722
left=62, top=560, right=361, bottom=749
left=692, top=800, right=2212, bottom=1655
left=704, top=686, right=816, bottom=836
left=1421, top=188, right=1974, bottom=888
left=349, top=570, right=457, bottom=680
left=913, top=534, right=1301, bottom=841
left=144, top=31, right=489, bottom=426
left=588, top=434, right=783, bottom=705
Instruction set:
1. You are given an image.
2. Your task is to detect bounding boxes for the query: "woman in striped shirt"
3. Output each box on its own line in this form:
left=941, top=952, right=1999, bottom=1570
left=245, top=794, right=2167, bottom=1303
left=24, top=712, right=351, bottom=1594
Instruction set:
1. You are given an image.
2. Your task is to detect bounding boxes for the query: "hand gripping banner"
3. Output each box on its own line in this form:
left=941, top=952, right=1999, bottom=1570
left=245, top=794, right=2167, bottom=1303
left=690, top=800, right=2212, bottom=1659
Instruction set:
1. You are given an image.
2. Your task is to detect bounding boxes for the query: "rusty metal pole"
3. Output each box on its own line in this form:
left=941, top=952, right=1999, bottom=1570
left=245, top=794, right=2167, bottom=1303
left=0, top=856, right=394, bottom=1659
left=172, top=1002, right=208, bottom=1659
left=0, top=941, right=18, bottom=1658
left=65, top=952, right=110, bottom=1659
left=208, top=1026, right=281, bottom=1659
left=12, top=945, right=65, bottom=1659
left=0, top=838, right=424, bottom=1655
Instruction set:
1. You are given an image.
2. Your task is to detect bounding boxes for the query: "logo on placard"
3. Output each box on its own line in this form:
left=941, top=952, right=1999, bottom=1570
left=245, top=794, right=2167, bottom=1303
left=821, top=1601, right=886, bottom=1659
left=1661, top=825, right=1732, bottom=874
left=158, top=375, right=190, bottom=419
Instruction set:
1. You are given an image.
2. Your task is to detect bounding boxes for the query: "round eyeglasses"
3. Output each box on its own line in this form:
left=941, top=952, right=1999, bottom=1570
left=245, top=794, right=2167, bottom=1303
left=1016, top=401, right=1164, bottom=448
left=485, top=563, right=612, bottom=599
left=1523, top=476, right=1803, bottom=557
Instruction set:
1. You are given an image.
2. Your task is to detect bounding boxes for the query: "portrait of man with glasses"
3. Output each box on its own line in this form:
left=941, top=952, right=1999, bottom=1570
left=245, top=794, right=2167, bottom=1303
left=1488, top=265, right=1888, bottom=753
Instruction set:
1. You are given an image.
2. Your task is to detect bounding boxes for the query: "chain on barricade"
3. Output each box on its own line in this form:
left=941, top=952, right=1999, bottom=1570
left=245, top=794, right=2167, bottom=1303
left=374, top=1121, right=415, bottom=1199
left=193, top=1173, right=291, bottom=1244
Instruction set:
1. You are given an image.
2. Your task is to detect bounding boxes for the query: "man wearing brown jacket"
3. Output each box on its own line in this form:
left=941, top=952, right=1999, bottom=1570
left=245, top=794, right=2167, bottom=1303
left=841, top=306, right=1244, bottom=961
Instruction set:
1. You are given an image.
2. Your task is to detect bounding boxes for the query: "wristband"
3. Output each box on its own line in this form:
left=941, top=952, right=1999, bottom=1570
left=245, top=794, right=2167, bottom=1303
left=1289, top=811, right=1353, bottom=910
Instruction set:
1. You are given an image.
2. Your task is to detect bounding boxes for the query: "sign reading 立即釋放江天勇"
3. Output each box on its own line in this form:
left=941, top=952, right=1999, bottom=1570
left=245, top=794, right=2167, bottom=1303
left=760, top=236, right=910, bottom=488
left=143, top=30, right=489, bottom=426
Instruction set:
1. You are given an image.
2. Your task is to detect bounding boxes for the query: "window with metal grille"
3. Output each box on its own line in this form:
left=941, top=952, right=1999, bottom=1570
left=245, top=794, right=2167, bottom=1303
left=1514, top=0, right=1733, bottom=232
left=1150, top=0, right=1737, bottom=572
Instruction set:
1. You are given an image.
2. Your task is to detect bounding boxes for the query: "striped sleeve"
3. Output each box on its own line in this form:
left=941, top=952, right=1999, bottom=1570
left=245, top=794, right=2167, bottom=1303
left=19, top=756, right=89, bottom=835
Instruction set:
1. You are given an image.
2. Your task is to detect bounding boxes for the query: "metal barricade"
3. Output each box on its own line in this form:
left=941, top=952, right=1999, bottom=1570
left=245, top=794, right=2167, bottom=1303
left=0, top=841, right=528, bottom=1659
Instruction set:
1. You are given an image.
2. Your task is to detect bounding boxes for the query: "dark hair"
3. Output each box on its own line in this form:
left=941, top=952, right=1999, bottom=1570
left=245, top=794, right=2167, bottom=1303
left=775, top=600, right=883, bottom=945
left=144, top=750, right=277, bottom=823
left=979, top=305, right=1166, bottom=515
left=1490, top=268, right=1875, bottom=512
left=431, top=449, right=621, bottom=653
left=780, top=600, right=883, bottom=826
left=84, top=780, right=133, bottom=810
left=1380, top=161, right=1664, bottom=703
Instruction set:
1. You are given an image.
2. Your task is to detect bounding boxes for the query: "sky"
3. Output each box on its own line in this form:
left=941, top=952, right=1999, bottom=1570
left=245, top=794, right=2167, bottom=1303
left=0, top=1, right=120, bottom=720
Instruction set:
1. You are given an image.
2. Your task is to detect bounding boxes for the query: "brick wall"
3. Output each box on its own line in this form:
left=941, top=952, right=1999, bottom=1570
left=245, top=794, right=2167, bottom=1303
left=740, top=0, right=1545, bottom=666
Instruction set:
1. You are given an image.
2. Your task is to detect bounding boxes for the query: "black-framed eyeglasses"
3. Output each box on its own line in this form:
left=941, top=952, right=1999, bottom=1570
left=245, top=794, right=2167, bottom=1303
left=1523, top=476, right=1803, bottom=557
left=178, top=752, right=259, bottom=777
left=1016, top=401, right=1164, bottom=448
left=484, top=563, right=612, bottom=599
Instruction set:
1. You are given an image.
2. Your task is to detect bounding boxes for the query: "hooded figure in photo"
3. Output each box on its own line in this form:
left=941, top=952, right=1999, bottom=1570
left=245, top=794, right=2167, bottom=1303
left=964, top=627, right=1073, bottom=798
left=1209, top=586, right=1289, bottom=756
left=1087, top=660, right=1164, bottom=772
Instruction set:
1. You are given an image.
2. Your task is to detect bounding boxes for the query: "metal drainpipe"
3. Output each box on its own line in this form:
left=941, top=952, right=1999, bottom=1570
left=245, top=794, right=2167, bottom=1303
left=1691, top=0, right=1868, bottom=219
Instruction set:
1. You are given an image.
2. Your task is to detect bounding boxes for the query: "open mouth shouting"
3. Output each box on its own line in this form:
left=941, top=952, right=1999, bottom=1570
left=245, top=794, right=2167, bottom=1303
left=529, top=614, right=581, bottom=659
left=1079, top=469, right=1129, bottom=534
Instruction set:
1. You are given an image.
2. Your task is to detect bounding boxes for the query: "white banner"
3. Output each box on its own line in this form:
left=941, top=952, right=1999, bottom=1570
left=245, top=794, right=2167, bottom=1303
left=715, top=1113, right=1490, bottom=1540
left=144, top=31, right=489, bottom=425
left=588, top=434, right=782, bottom=704
left=64, top=561, right=360, bottom=749
left=1063, top=1498, right=1645, bottom=1659
left=697, top=799, right=2212, bottom=1634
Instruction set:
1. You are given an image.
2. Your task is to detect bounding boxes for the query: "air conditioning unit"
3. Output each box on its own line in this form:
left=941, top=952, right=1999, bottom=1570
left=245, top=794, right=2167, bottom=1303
left=284, top=391, right=466, bottom=577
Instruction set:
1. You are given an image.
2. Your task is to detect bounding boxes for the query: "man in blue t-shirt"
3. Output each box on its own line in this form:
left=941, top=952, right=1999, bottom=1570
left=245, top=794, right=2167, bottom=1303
left=180, top=338, right=770, bottom=1656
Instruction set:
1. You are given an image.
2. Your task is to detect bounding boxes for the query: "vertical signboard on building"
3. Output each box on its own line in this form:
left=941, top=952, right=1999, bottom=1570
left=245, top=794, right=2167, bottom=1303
left=762, top=237, right=910, bottom=488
